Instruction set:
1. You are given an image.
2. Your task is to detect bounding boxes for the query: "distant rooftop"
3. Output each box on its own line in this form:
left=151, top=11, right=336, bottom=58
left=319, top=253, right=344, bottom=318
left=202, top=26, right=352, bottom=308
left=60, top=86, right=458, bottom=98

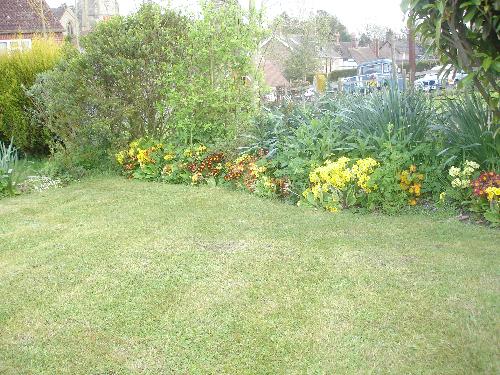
left=0, top=0, right=64, bottom=34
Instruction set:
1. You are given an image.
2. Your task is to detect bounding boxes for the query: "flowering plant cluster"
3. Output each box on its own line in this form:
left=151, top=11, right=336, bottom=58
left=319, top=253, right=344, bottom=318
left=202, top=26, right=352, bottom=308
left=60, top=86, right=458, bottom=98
left=301, top=157, right=379, bottom=212
left=444, top=160, right=500, bottom=225
left=472, top=171, right=500, bottom=200
left=470, top=171, right=500, bottom=225
left=449, top=160, right=480, bottom=189
left=115, top=139, right=168, bottom=180
left=116, top=139, right=215, bottom=183
left=399, top=164, right=425, bottom=206
left=116, top=139, right=289, bottom=198
left=224, top=152, right=289, bottom=198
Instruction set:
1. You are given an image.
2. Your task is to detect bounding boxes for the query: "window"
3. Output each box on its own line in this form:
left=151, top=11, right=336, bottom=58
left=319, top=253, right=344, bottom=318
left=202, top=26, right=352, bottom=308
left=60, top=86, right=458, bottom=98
left=0, top=39, right=32, bottom=52
left=10, top=40, right=20, bottom=51
left=361, top=64, right=383, bottom=75
left=67, top=21, right=74, bottom=37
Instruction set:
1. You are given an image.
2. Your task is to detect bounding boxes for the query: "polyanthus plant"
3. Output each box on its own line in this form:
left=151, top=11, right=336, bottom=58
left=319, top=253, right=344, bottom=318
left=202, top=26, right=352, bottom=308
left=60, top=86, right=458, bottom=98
left=445, top=160, right=480, bottom=207
left=224, top=150, right=290, bottom=198
left=470, top=171, right=500, bottom=226
left=399, top=164, right=425, bottom=206
left=301, top=156, right=379, bottom=212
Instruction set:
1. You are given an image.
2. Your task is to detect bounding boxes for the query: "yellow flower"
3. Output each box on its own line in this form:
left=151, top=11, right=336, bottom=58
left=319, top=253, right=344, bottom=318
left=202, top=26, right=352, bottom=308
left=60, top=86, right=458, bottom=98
left=400, top=170, right=409, bottom=185
left=413, top=183, right=421, bottom=196
left=325, top=205, right=339, bottom=213
left=115, top=151, right=126, bottom=165
left=409, top=198, right=417, bottom=206
left=191, top=172, right=202, bottom=184
left=302, top=188, right=311, bottom=198
left=439, top=192, right=446, bottom=202
left=485, top=186, right=500, bottom=201
left=449, top=166, right=461, bottom=177
left=137, top=149, right=152, bottom=167
left=196, top=145, right=207, bottom=154
left=163, top=152, right=175, bottom=161
left=162, top=164, right=173, bottom=175
left=409, top=164, right=417, bottom=172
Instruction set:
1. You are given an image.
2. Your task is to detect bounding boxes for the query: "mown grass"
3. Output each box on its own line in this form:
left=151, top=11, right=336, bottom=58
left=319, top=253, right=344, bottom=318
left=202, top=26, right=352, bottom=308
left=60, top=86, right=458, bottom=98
left=0, top=176, right=498, bottom=374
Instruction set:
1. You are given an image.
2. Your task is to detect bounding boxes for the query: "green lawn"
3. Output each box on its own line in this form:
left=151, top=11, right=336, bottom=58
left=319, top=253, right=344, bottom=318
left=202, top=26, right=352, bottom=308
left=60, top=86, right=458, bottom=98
left=0, top=176, right=498, bottom=374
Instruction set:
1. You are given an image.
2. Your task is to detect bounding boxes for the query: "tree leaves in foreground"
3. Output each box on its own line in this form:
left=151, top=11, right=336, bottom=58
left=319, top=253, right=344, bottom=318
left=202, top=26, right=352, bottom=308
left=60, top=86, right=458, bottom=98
left=403, top=0, right=500, bottom=115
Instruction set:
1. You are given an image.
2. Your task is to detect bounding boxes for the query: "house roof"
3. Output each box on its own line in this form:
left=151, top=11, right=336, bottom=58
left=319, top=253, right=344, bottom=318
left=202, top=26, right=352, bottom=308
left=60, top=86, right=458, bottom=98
left=0, top=0, right=64, bottom=34
left=51, top=5, right=66, bottom=21
left=348, top=47, right=377, bottom=64
left=318, top=42, right=342, bottom=59
left=261, top=34, right=342, bottom=59
left=263, top=60, right=289, bottom=88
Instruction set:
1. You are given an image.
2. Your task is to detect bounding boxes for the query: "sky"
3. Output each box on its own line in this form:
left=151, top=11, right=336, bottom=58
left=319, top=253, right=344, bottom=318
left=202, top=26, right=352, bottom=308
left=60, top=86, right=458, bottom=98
left=45, top=0, right=406, bottom=34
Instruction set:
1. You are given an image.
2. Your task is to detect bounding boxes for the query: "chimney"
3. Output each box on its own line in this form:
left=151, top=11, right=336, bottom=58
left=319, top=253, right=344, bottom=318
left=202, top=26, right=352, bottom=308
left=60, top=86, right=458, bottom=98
left=334, top=32, right=340, bottom=45
left=350, top=33, right=358, bottom=48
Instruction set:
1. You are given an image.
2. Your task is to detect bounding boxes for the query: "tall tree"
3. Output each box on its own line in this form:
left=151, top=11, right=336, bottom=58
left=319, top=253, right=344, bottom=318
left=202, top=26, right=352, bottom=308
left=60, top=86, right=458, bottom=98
left=403, top=0, right=500, bottom=115
left=283, top=43, right=320, bottom=81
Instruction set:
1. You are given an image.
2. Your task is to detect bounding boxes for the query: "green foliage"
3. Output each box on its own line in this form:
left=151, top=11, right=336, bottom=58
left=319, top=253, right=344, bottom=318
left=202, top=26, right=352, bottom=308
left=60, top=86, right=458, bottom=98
left=0, top=139, right=24, bottom=196
left=284, top=42, right=320, bottom=81
left=439, top=92, right=500, bottom=169
left=328, top=69, right=356, bottom=81
left=166, top=2, right=265, bottom=145
left=339, top=88, right=437, bottom=158
left=31, top=3, right=263, bottom=173
left=366, top=150, right=412, bottom=214
left=0, top=38, right=63, bottom=154
left=404, top=0, right=500, bottom=114
left=30, top=5, right=190, bottom=156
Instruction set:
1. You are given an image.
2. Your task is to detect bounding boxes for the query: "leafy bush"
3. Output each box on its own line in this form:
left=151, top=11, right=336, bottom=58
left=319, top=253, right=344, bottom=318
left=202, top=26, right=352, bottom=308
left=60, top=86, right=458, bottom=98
left=31, top=3, right=263, bottom=173
left=439, top=93, right=499, bottom=169
left=328, top=69, right=356, bottom=81
left=30, top=5, right=190, bottom=159
left=0, top=38, right=62, bottom=154
left=167, top=2, right=264, bottom=145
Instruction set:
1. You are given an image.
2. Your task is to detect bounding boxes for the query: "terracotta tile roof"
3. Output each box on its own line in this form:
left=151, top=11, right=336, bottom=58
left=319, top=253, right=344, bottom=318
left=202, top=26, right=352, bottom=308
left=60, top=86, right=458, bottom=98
left=0, top=0, right=64, bottom=34
left=263, top=60, right=289, bottom=88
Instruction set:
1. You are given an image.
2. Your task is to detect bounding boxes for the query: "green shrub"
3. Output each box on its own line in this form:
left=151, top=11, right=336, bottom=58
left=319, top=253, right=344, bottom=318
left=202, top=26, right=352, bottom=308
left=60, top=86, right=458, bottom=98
left=0, top=37, right=63, bottom=155
left=339, top=88, right=437, bottom=159
left=328, top=69, right=356, bottom=81
left=439, top=93, right=499, bottom=169
left=30, top=6, right=189, bottom=158
left=30, top=3, right=263, bottom=174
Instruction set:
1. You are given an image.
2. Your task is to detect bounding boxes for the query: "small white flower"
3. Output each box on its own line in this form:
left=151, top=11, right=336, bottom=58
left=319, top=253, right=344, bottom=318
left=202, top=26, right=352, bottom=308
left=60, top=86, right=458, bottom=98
left=451, top=178, right=461, bottom=188
left=465, top=160, right=480, bottom=169
left=463, top=166, right=474, bottom=175
left=449, top=166, right=461, bottom=177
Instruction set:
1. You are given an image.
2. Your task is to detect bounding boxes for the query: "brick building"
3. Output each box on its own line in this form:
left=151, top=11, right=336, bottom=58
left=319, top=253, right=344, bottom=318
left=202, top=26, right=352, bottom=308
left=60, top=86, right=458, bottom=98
left=0, top=0, right=64, bottom=52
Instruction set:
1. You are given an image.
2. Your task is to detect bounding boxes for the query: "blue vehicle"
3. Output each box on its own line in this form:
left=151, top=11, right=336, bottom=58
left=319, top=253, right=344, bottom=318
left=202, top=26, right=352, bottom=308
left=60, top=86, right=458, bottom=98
left=342, top=59, right=404, bottom=92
